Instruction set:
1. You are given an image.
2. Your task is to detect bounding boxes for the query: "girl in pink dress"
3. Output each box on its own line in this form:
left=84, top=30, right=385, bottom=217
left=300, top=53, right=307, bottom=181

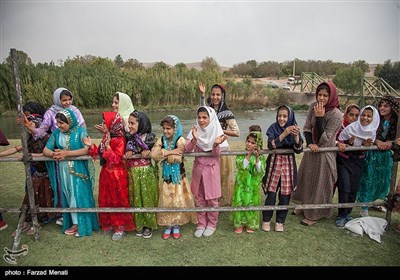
left=185, top=106, right=228, bottom=238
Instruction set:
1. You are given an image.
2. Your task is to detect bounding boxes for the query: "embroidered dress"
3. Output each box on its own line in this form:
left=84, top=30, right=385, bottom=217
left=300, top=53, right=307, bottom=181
left=230, top=135, right=265, bottom=230
left=46, top=108, right=99, bottom=237
left=22, top=112, right=54, bottom=223
left=152, top=115, right=197, bottom=226
left=89, top=112, right=135, bottom=232
left=357, top=119, right=394, bottom=203
left=126, top=111, right=158, bottom=230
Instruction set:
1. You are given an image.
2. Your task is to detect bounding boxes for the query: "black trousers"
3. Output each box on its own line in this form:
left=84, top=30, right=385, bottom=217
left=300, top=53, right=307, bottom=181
left=262, top=181, right=291, bottom=224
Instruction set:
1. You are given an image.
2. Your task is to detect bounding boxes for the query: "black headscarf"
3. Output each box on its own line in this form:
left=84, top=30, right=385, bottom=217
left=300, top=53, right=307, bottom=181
left=207, top=84, right=235, bottom=129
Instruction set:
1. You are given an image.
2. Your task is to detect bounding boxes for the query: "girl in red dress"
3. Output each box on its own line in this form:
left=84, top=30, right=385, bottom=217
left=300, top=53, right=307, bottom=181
left=84, top=112, right=135, bottom=240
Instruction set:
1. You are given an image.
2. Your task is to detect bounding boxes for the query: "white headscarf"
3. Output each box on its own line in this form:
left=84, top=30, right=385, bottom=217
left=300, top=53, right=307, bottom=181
left=49, top=87, right=76, bottom=113
left=339, top=105, right=380, bottom=146
left=187, top=106, right=229, bottom=151
left=116, top=91, right=134, bottom=125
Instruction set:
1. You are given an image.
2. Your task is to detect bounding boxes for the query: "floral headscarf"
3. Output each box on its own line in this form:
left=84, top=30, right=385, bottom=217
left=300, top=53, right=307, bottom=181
left=161, top=115, right=183, bottom=184
left=126, top=111, right=155, bottom=153
left=99, top=112, right=124, bottom=155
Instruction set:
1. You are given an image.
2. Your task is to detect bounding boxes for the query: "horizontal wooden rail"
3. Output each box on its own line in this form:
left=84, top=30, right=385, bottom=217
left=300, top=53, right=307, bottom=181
left=0, top=145, right=380, bottom=162
left=0, top=202, right=385, bottom=214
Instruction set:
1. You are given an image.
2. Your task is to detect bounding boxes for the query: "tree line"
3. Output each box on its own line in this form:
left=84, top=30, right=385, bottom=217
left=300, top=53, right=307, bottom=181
left=0, top=51, right=398, bottom=112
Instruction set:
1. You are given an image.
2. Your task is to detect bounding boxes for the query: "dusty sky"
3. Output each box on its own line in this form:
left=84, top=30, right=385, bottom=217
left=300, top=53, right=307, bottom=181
left=1, top=0, right=399, bottom=67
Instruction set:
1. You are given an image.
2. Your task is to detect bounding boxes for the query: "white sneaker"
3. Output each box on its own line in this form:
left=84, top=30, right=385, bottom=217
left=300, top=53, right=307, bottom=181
left=194, top=228, right=205, bottom=238
left=203, top=227, right=216, bottom=237
left=56, top=217, right=63, bottom=226
left=112, top=231, right=124, bottom=241
left=360, top=209, right=369, bottom=217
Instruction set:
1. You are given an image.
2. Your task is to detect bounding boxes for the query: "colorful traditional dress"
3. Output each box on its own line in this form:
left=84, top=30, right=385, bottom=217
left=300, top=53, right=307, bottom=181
left=185, top=106, right=228, bottom=230
left=46, top=108, right=99, bottom=237
left=231, top=131, right=265, bottom=230
left=201, top=84, right=239, bottom=206
left=89, top=112, right=135, bottom=233
left=23, top=112, right=54, bottom=223
left=357, top=96, right=399, bottom=204
left=126, top=111, right=159, bottom=231
left=151, top=115, right=197, bottom=226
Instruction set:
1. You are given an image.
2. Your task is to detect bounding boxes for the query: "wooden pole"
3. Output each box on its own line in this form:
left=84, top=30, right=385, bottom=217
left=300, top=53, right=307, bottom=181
left=10, top=49, right=40, bottom=250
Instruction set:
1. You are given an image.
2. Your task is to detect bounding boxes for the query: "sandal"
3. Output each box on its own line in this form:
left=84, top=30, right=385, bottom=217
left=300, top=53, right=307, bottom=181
left=300, top=219, right=317, bottom=226
left=172, top=226, right=181, bottom=239
left=162, top=227, right=172, bottom=240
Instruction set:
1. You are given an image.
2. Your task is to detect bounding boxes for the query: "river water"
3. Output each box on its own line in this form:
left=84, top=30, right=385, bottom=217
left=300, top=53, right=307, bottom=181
left=0, top=109, right=307, bottom=141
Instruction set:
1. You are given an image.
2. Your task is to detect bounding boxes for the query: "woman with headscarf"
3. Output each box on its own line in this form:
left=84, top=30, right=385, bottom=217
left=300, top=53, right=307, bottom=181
left=185, top=106, right=228, bottom=238
left=151, top=115, right=197, bottom=240
left=357, top=95, right=399, bottom=216
left=125, top=111, right=158, bottom=239
left=335, top=105, right=380, bottom=226
left=261, top=105, right=303, bottom=232
left=198, top=83, right=240, bottom=206
left=84, top=112, right=136, bottom=241
left=25, top=87, right=86, bottom=141
left=292, top=82, right=342, bottom=226
left=43, top=108, right=99, bottom=237
left=95, top=91, right=134, bottom=134
left=1, top=102, right=54, bottom=235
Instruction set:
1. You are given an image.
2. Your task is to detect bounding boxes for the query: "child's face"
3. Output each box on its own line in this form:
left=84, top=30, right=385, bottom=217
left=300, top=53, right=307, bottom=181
left=245, top=136, right=257, bottom=151
left=128, top=115, right=139, bottom=134
left=345, top=108, right=360, bottom=124
left=378, top=101, right=392, bottom=118
left=112, top=96, right=119, bottom=112
left=360, top=108, right=374, bottom=126
left=60, top=95, right=72, bottom=108
left=197, top=111, right=210, bottom=129
left=210, top=88, right=222, bottom=107
left=162, top=124, right=174, bottom=140
left=56, top=118, right=70, bottom=133
left=277, top=108, right=289, bottom=128
left=316, top=89, right=329, bottom=106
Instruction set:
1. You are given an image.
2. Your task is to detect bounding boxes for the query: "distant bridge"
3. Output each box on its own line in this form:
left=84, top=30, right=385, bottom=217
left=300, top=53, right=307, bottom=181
left=288, top=72, right=400, bottom=107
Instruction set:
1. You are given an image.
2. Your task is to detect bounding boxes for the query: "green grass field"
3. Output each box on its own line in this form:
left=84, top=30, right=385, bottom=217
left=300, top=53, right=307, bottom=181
left=1, top=140, right=400, bottom=266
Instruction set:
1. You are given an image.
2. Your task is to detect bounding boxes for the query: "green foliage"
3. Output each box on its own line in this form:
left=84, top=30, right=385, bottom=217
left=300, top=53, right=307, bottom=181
left=231, top=59, right=347, bottom=78
left=201, top=57, right=220, bottom=72
left=114, top=54, right=124, bottom=68
left=375, top=60, right=400, bottom=90
left=333, top=66, right=364, bottom=94
left=352, top=60, right=369, bottom=73
left=5, top=50, right=32, bottom=66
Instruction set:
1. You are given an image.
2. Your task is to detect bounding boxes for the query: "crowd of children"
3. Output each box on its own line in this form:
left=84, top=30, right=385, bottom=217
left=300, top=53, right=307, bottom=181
left=1, top=83, right=400, bottom=240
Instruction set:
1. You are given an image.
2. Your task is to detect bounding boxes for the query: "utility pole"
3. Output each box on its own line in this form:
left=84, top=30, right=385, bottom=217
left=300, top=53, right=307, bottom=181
left=292, top=60, right=296, bottom=77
